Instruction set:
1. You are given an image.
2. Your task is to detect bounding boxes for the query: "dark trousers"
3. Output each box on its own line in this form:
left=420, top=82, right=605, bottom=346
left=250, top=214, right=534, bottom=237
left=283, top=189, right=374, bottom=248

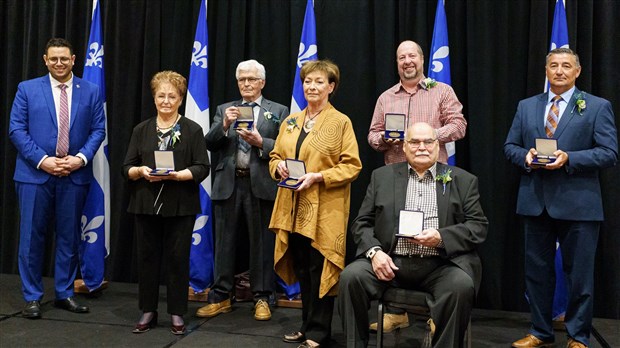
left=339, top=256, right=474, bottom=348
left=290, top=233, right=335, bottom=344
left=210, top=175, right=275, bottom=302
left=135, top=214, right=193, bottom=315
left=523, top=211, right=599, bottom=346
left=16, top=178, right=88, bottom=301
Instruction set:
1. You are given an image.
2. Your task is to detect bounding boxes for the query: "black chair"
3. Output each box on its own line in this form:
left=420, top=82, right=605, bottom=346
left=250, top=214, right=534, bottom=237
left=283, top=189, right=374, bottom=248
left=376, top=288, right=472, bottom=348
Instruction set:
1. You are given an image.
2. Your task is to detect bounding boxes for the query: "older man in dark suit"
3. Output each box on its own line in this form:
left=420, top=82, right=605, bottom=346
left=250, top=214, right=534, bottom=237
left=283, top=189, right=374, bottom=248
left=339, top=122, right=488, bottom=348
left=197, top=60, right=289, bottom=321
left=505, top=48, right=617, bottom=348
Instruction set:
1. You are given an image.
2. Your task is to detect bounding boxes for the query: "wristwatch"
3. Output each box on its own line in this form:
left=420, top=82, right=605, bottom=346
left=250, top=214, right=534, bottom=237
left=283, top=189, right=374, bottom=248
left=366, top=246, right=382, bottom=260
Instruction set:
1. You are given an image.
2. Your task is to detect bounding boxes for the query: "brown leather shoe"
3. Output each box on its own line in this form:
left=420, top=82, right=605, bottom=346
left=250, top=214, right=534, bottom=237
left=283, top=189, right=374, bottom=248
left=195, top=298, right=232, bottom=318
left=567, top=338, right=587, bottom=348
left=511, top=334, right=554, bottom=347
left=254, top=299, right=271, bottom=321
left=369, top=312, right=410, bottom=333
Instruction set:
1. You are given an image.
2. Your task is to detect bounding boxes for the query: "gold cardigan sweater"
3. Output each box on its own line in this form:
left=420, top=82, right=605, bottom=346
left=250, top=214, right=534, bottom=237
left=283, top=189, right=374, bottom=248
left=269, top=103, right=362, bottom=297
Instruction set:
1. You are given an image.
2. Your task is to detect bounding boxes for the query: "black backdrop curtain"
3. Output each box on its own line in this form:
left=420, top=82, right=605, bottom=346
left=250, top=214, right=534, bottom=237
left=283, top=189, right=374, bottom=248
left=1, top=0, right=618, bottom=319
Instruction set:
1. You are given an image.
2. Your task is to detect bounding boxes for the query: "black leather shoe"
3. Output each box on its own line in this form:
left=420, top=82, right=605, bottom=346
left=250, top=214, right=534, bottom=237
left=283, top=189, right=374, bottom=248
left=54, top=297, right=89, bottom=313
left=22, top=300, right=41, bottom=319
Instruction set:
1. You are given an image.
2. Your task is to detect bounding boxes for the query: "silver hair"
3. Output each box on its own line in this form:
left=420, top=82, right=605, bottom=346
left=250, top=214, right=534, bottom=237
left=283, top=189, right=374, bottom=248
left=235, top=59, right=266, bottom=80
left=546, top=47, right=580, bottom=67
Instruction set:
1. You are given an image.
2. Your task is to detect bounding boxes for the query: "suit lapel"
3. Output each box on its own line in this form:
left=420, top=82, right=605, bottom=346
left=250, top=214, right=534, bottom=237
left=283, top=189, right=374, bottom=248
left=70, top=77, right=82, bottom=129
left=257, top=98, right=269, bottom=131
left=390, top=163, right=408, bottom=249
left=554, top=88, right=579, bottom=139
left=41, top=76, right=58, bottom=127
left=536, top=94, right=548, bottom=138
left=436, top=163, right=450, bottom=228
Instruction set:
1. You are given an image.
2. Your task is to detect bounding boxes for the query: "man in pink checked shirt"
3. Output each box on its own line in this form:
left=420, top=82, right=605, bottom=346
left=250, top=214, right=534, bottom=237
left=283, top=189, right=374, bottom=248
left=368, top=40, right=467, bottom=165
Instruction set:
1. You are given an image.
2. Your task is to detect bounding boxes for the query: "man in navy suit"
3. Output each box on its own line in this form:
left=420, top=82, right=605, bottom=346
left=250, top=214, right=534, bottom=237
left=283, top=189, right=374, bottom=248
left=339, top=122, right=488, bottom=347
left=9, top=38, right=106, bottom=319
left=197, top=60, right=289, bottom=321
left=505, top=48, right=617, bottom=348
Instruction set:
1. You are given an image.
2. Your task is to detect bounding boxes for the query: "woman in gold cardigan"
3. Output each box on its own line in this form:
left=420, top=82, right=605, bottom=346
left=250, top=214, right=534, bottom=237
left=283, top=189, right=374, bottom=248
left=269, top=60, right=362, bottom=348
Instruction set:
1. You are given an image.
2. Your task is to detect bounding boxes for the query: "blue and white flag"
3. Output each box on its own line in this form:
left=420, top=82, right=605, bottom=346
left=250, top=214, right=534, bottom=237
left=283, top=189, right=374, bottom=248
left=547, top=0, right=569, bottom=320
left=545, top=0, right=569, bottom=92
left=428, top=0, right=456, bottom=165
left=79, top=0, right=109, bottom=291
left=290, top=0, right=318, bottom=114
left=186, top=0, right=214, bottom=292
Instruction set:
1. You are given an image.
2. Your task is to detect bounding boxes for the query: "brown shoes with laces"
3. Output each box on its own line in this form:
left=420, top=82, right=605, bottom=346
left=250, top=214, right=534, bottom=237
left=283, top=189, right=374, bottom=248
left=195, top=298, right=232, bottom=318
left=511, top=334, right=554, bottom=347
left=369, top=312, right=410, bottom=333
left=254, top=299, right=271, bottom=321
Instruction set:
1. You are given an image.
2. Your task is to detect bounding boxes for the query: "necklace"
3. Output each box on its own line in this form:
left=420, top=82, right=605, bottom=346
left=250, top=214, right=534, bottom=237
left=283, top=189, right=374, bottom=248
left=304, top=109, right=322, bottom=130
left=157, top=114, right=180, bottom=131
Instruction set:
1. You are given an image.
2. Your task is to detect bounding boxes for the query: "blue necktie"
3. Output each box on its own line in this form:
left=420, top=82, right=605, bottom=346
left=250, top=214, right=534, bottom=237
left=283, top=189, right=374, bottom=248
left=238, top=102, right=256, bottom=153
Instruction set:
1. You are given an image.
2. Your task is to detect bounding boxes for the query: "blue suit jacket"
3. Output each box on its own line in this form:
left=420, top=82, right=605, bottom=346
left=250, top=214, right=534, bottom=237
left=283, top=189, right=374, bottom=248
left=9, top=74, right=106, bottom=185
left=504, top=89, right=618, bottom=221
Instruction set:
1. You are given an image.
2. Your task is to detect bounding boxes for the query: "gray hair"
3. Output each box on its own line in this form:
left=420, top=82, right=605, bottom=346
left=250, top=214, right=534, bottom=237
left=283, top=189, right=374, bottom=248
left=235, top=59, right=266, bottom=80
left=546, top=47, right=580, bottom=67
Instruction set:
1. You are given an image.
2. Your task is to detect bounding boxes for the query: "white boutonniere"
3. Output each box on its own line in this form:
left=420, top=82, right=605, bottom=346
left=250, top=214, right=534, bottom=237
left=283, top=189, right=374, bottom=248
left=571, top=92, right=587, bottom=115
left=264, top=111, right=280, bottom=124
left=435, top=169, right=452, bottom=195
left=422, top=77, right=437, bottom=90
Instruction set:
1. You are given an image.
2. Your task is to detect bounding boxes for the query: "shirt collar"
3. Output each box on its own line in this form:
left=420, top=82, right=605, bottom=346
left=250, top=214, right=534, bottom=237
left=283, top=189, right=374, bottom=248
left=408, top=163, right=438, bottom=180
left=242, top=95, right=263, bottom=108
left=49, top=73, right=74, bottom=88
left=548, top=86, right=575, bottom=104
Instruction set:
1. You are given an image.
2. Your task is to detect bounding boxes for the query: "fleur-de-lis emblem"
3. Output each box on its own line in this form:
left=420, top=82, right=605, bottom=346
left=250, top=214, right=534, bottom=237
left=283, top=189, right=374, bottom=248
left=192, top=41, right=208, bottom=69
left=297, top=43, right=318, bottom=68
left=81, top=215, right=104, bottom=244
left=192, top=215, right=209, bottom=245
left=85, top=42, right=104, bottom=68
left=430, top=46, right=449, bottom=73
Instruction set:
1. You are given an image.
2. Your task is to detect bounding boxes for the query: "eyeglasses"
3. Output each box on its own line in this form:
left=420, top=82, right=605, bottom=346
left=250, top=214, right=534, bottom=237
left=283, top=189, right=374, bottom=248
left=47, top=57, right=72, bottom=64
left=237, top=77, right=262, bottom=84
left=405, top=138, right=437, bottom=148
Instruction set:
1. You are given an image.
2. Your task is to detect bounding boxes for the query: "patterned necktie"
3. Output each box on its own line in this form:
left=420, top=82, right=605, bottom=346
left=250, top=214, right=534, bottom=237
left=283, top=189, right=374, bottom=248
left=238, top=102, right=257, bottom=152
left=56, top=83, right=69, bottom=157
left=545, top=95, right=562, bottom=138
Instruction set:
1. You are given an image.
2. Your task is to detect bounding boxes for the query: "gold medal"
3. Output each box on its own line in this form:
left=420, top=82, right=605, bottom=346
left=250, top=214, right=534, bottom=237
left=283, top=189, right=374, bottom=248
left=388, top=131, right=401, bottom=138
left=537, top=158, right=551, bottom=163
left=285, top=179, right=298, bottom=186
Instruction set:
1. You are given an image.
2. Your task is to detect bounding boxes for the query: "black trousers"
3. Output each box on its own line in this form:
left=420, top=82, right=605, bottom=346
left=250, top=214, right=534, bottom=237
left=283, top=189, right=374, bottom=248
left=339, top=256, right=474, bottom=348
left=289, top=232, right=335, bottom=345
left=135, top=214, right=193, bottom=315
left=210, top=175, right=275, bottom=302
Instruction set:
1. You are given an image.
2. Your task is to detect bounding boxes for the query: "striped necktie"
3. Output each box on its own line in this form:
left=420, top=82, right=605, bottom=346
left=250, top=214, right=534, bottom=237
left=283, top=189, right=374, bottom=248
left=545, top=95, right=562, bottom=138
left=56, top=83, right=69, bottom=157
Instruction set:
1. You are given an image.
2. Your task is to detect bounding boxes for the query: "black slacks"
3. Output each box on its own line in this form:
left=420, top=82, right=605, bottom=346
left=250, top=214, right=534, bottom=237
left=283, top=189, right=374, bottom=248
left=289, top=232, right=335, bottom=345
left=210, top=175, right=275, bottom=302
left=135, top=214, right=194, bottom=315
left=339, top=256, right=474, bottom=348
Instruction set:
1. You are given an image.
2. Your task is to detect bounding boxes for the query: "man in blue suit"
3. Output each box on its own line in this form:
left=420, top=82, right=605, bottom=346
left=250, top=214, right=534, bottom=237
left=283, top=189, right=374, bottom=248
left=9, top=38, right=106, bottom=319
left=505, top=48, right=617, bottom=348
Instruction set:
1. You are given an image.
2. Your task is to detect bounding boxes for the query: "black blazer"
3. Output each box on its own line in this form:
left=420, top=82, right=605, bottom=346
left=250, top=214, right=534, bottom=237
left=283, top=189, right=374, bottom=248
left=351, top=162, right=488, bottom=293
left=205, top=97, right=289, bottom=201
left=122, top=116, right=210, bottom=217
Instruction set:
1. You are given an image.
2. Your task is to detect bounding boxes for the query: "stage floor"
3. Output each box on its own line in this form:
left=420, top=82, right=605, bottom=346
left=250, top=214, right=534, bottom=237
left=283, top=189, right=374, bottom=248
left=1, top=274, right=617, bottom=347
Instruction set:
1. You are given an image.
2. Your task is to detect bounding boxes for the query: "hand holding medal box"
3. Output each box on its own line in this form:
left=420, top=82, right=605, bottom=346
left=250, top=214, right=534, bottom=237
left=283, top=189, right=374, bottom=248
left=150, top=151, right=175, bottom=176
left=277, top=159, right=306, bottom=189
left=531, top=138, right=558, bottom=167
left=384, top=113, right=406, bottom=140
left=233, top=105, right=254, bottom=131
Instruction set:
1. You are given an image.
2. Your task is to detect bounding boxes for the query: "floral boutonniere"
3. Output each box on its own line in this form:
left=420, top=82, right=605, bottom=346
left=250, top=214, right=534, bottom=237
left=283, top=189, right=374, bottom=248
left=171, top=124, right=181, bottom=147
left=286, top=117, right=299, bottom=133
left=422, top=77, right=437, bottom=90
left=435, top=169, right=452, bottom=195
left=264, top=111, right=280, bottom=124
left=572, top=92, right=587, bottom=115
